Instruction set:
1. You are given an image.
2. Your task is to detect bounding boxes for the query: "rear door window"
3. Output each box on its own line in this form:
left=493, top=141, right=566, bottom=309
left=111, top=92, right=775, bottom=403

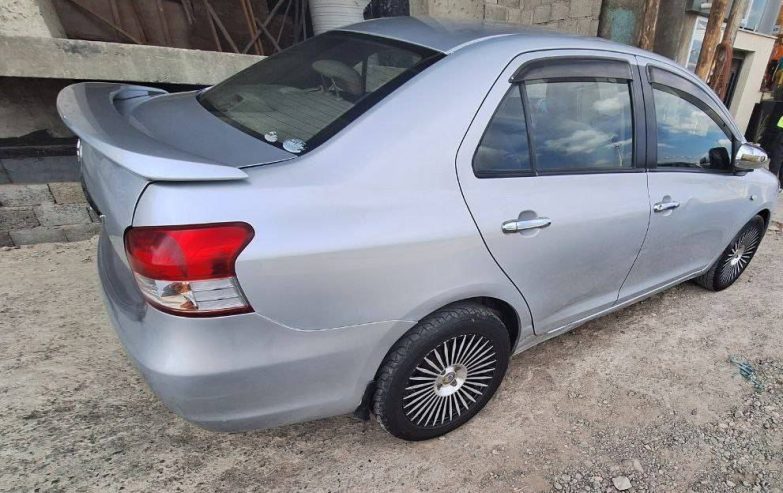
left=473, top=87, right=531, bottom=174
left=525, top=79, right=634, bottom=171
left=198, top=33, right=441, bottom=155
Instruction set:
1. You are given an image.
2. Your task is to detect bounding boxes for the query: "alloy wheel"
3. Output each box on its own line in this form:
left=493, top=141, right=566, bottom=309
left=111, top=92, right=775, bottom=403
left=402, top=334, right=497, bottom=428
left=719, top=224, right=762, bottom=285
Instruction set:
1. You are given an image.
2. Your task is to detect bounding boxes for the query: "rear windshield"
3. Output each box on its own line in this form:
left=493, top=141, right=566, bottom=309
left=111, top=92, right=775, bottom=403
left=198, top=32, right=441, bottom=155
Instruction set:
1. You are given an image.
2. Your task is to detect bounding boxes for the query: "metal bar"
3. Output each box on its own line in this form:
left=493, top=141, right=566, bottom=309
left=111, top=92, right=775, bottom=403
left=204, top=0, right=240, bottom=53
left=155, top=0, right=172, bottom=46
left=66, top=0, right=144, bottom=44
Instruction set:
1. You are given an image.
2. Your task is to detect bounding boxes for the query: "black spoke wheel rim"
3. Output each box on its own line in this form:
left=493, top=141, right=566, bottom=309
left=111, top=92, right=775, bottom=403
left=402, top=334, right=497, bottom=428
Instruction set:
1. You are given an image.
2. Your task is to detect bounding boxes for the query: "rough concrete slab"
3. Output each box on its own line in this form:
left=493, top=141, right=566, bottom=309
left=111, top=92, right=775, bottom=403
left=9, top=226, right=66, bottom=245
left=1, top=155, right=79, bottom=184
left=0, top=206, right=38, bottom=231
left=0, top=36, right=263, bottom=85
left=62, top=223, right=100, bottom=242
left=0, top=165, right=9, bottom=185
left=0, top=231, right=12, bottom=247
left=34, top=203, right=89, bottom=227
left=48, top=182, right=85, bottom=205
left=0, top=184, right=52, bottom=206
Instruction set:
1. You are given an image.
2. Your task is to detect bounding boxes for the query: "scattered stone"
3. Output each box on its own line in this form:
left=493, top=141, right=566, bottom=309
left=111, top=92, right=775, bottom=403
left=612, top=476, right=631, bottom=491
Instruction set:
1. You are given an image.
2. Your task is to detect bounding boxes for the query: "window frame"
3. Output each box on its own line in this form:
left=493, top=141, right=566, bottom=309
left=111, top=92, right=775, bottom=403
left=642, top=64, right=739, bottom=174
left=473, top=56, right=646, bottom=179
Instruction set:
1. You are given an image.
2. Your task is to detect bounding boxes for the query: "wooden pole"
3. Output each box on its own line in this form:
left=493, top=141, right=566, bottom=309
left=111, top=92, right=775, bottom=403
left=695, top=0, right=730, bottom=81
left=724, top=0, right=748, bottom=45
left=638, top=0, right=660, bottom=51
left=708, top=0, right=748, bottom=96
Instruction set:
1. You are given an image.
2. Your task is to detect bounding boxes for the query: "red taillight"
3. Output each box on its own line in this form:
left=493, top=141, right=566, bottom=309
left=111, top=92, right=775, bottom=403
left=125, top=222, right=254, bottom=317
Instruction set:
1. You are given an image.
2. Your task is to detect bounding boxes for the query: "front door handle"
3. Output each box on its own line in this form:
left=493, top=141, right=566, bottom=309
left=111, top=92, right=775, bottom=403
left=502, top=217, right=552, bottom=234
left=653, top=200, right=680, bottom=213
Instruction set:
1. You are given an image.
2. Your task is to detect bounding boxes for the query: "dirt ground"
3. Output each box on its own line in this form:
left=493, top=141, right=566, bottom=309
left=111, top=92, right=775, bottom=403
left=1, top=206, right=783, bottom=493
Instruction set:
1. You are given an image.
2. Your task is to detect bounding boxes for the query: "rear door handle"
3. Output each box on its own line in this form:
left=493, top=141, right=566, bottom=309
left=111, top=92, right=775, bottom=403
left=653, top=201, right=680, bottom=213
left=502, top=217, right=551, bottom=233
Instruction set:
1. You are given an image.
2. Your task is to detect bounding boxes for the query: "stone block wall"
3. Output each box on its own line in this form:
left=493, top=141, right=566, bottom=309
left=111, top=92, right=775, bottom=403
left=411, top=0, right=602, bottom=36
left=0, top=182, right=99, bottom=247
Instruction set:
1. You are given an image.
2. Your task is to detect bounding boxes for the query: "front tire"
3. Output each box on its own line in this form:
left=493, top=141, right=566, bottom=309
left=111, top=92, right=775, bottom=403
left=695, top=215, right=766, bottom=291
left=372, top=302, right=511, bottom=441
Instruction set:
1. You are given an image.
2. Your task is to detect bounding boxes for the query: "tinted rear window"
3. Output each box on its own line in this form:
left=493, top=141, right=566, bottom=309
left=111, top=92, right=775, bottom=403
left=198, top=32, right=441, bottom=155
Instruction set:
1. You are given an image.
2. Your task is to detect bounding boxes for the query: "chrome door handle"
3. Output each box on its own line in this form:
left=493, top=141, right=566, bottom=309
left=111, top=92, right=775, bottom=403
left=653, top=201, right=680, bottom=213
left=502, top=217, right=551, bottom=233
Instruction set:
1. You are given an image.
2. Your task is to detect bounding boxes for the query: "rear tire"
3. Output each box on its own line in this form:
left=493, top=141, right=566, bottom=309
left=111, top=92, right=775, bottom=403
left=372, top=302, right=511, bottom=441
left=694, top=215, right=766, bottom=291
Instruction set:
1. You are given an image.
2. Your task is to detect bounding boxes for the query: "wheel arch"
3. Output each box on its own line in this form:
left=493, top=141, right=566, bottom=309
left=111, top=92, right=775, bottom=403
left=354, top=296, right=524, bottom=420
left=757, top=208, right=771, bottom=228
left=382, top=296, right=522, bottom=375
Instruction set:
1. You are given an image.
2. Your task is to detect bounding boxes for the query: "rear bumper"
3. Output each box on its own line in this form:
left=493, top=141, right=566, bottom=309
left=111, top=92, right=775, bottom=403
left=97, top=232, right=414, bottom=431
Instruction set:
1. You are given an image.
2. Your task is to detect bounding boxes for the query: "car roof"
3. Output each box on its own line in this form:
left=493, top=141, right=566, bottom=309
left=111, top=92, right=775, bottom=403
left=338, top=16, right=650, bottom=55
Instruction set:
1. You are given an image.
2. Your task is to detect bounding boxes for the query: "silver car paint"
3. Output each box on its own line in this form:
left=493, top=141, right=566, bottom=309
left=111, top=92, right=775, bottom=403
left=60, top=18, right=779, bottom=432
left=456, top=50, right=651, bottom=334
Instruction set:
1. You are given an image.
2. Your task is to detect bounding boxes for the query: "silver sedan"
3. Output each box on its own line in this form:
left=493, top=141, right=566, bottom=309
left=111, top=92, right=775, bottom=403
left=58, top=17, right=779, bottom=441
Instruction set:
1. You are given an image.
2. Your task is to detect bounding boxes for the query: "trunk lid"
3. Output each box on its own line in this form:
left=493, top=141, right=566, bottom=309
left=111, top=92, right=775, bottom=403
left=56, top=82, right=293, bottom=239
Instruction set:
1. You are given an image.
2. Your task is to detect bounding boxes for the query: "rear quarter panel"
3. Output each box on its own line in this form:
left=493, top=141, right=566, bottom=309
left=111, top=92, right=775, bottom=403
left=133, top=42, right=534, bottom=337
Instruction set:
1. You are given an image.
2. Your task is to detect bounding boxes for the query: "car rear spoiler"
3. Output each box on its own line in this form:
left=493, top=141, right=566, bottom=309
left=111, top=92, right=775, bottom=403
left=57, top=82, right=248, bottom=181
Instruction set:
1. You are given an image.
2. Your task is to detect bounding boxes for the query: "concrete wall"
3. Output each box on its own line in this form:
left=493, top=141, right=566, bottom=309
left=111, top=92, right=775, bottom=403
left=0, top=0, right=64, bottom=38
left=730, top=30, right=776, bottom=133
left=0, top=36, right=263, bottom=85
left=411, top=0, right=601, bottom=35
left=0, top=78, right=73, bottom=140
left=0, top=37, right=262, bottom=142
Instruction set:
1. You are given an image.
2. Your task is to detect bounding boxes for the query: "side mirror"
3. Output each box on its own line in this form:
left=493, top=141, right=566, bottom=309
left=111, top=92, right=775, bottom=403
left=734, top=143, right=769, bottom=171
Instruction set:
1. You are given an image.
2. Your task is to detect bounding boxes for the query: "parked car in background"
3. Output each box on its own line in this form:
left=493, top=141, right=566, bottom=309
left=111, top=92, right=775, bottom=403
left=58, top=17, right=778, bottom=441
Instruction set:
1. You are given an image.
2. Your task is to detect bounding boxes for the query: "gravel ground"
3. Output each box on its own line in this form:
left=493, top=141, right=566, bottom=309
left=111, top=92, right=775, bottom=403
left=1, top=204, right=782, bottom=492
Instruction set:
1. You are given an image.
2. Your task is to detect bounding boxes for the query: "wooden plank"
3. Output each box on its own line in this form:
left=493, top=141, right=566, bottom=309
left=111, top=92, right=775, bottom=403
left=65, top=0, right=144, bottom=45
left=240, top=0, right=263, bottom=55
left=156, top=0, right=172, bottom=46
left=204, top=0, right=240, bottom=53
left=254, top=16, right=281, bottom=53
left=202, top=0, right=222, bottom=51
left=242, top=0, right=288, bottom=53
left=130, top=0, right=149, bottom=44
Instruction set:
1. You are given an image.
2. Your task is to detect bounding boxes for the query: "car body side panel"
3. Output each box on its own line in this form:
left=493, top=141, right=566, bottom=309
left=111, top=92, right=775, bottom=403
left=455, top=50, right=650, bottom=334
left=97, top=232, right=417, bottom=430
left=619, top=171, right=774, bottom=298
left=619, top=56, right=781, bottom=300
left=132, top=42, right=535, bottom=340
